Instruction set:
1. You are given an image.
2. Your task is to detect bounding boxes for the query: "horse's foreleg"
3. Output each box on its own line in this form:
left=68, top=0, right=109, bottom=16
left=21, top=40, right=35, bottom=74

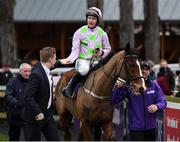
left=80, top=120, right=92, bottom=140
left=78, top=121, right=84, bottom=140
left=59, top=112, right=73, bottom=141
left=78, top=130, right=84, bottom=141
left=94, top=125, right=102, bottom=140
left=102, top=121, right=113, bottom=141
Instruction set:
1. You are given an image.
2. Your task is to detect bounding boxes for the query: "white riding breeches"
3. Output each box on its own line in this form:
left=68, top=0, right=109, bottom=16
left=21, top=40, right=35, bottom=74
left=75, top=59, right=98, bottom=76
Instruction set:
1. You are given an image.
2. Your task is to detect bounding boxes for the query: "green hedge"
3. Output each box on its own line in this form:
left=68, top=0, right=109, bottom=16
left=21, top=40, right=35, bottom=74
left=166, top=96, right=180, bottom=103
left=0, top=134, right=8, bottom=141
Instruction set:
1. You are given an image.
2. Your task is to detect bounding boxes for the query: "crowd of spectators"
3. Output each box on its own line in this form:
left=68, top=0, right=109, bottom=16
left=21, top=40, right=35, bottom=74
left=148, top=59, right=179, bottom=97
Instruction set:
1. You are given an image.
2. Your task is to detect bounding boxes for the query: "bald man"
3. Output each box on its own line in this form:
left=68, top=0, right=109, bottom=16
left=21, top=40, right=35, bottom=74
left=5, top=63, right=32, bottom=141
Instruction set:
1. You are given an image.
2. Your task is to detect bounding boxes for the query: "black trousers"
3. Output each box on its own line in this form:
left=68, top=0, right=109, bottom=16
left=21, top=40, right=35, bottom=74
left=130, top=128, right=156, bottom=141
left=9, top=123, right=23, bottom=141
left=24, top=113, right=60, bottom=141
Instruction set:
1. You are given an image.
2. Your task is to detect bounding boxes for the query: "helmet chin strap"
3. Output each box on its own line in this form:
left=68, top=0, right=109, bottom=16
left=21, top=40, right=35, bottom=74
left=88, top=25, right=97, bottom=29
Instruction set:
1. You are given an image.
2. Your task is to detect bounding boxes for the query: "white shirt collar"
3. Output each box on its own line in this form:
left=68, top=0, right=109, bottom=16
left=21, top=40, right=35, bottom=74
left=41, top=63, right=50, bottom=75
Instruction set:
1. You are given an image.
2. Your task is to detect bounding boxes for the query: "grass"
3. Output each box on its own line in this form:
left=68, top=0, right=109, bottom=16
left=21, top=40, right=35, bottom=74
left=166, top=96, right=180, bottom=103
left=0, top=133, right=8, bottom=141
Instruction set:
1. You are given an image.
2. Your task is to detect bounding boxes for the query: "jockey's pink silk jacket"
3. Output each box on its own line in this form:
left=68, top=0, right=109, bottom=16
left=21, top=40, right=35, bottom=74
left=67, top=25, right=111, bottom=63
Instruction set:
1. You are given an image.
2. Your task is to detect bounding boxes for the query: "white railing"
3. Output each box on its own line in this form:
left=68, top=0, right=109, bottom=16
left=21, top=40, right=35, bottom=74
left=0, top=67, right=74, bottom=92
left=153, top=63, right=179, bottom=75
left=0, top=67, right=73, bottom=76
left=0, top=86, right=6, bottom=91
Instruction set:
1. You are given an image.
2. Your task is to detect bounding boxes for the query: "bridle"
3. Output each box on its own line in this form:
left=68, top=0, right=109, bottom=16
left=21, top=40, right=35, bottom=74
left=83, top=53, right=144, bottom=99
left=102, top=54, right=144, bottom=85
left=122, top=55, right=144, bottom=84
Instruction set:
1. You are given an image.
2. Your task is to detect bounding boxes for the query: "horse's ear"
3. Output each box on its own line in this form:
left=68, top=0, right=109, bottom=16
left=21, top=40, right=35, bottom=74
left=125, top=42, right=131, bottom=55
left=136, top=44, right=143, bottom=51
left=134, top=44, right=143, bottom=55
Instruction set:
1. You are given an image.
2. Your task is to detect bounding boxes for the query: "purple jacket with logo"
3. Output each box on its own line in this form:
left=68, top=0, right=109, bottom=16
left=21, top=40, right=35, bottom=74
left=112, top=80, right=167, bottom=130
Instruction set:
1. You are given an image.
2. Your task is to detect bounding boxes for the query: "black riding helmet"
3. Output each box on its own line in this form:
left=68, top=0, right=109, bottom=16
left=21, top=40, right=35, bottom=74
left=141, top=61, right=151, bottom=70
left=141, top=61, right=151, bottom=87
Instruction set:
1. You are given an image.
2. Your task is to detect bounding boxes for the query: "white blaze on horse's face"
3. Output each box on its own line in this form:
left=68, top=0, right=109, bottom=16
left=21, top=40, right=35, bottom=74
left=136, top=60, right=146, bottom=91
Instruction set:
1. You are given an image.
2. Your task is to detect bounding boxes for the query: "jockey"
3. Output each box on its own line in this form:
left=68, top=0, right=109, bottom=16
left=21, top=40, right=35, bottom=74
left=60, top=7, right=111, bottom=98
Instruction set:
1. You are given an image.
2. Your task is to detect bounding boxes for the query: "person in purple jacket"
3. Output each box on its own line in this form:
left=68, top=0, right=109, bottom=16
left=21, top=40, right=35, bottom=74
left=112, top=61, right=167, bottom=141
left=60, top=7, right=111, bottom=98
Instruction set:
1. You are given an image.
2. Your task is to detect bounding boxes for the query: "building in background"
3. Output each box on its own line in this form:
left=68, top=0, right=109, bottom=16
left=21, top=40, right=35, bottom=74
left=14, top=0, right=180, bottom=63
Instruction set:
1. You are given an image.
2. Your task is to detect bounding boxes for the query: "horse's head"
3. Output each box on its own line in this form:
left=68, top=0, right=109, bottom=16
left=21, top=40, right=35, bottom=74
left=116, top=43, right=146, bottom=95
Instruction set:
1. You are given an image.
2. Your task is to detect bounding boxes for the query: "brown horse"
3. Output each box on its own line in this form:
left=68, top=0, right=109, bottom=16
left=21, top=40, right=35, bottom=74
left=55, top=44, right=146, bottom=140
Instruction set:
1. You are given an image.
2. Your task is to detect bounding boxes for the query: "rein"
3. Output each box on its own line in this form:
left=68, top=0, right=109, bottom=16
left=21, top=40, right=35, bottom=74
left=90, top=53, right=102, bottom=67
left=84, top=53, right=111, bottom=99
left=84, top=53, right=143, bottom=100
left=123, top=55, right=144, bottom=84
left=101, top=66, right=117, bottom=83
left=102, top=54, right=144, bottom=84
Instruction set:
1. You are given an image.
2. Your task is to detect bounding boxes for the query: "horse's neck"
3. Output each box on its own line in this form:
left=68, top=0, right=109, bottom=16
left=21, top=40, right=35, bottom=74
left=84, top=55, right=119, bottom=96
left=103, top=58, right=117, bottom=77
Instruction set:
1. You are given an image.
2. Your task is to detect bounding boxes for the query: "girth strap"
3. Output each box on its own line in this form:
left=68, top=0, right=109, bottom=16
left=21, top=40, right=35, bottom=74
left=83, top=87, right=110, bottom=100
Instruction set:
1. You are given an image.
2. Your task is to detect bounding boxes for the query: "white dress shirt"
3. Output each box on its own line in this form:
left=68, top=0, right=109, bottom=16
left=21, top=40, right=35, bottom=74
left=41, top=63, right=53, bottom=109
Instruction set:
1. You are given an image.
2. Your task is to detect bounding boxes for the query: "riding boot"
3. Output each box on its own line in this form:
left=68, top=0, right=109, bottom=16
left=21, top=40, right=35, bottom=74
left=63, top=72, right=83, bottom=98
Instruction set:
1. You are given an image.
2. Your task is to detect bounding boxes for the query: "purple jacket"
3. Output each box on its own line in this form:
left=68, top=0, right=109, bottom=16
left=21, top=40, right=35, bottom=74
left=112, top=80, right=167, bottom=130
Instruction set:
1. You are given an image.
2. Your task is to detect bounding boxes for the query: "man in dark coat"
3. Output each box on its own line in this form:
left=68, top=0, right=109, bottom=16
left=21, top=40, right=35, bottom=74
left=22, top=47, right=61, bottom=141
left=5, top=63, right=32, bottom=141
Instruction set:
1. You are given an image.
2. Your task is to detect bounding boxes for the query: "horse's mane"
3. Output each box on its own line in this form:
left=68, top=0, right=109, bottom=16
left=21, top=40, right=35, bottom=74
left=89, top=50, right=115, bottom=72
left=88, top=44, right=140, bottom=72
